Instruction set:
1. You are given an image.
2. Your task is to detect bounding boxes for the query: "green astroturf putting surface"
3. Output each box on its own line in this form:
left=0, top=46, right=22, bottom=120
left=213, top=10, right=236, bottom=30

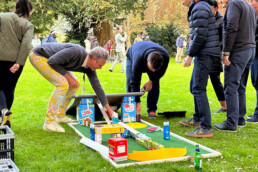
left=73, top=123, right=211, bottom=156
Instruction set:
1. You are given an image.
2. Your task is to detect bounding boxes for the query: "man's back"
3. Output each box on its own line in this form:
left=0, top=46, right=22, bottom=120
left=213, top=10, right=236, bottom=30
left=223, top=0, right=256, bottom=53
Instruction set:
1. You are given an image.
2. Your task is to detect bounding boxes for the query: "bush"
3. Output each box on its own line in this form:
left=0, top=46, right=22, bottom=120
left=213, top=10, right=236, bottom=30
left=145, top=22, right=180, bottom=56
left=68, top=39, right=81, bottom=45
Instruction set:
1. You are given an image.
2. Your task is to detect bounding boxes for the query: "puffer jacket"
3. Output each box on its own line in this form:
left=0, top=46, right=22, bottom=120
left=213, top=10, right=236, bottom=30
left=0, top=12, right=34, bottom=66
left=187, top=0, right=220, bottom=57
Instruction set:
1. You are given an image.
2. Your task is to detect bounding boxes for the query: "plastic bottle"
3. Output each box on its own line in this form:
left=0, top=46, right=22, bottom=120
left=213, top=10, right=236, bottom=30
left=194, top=145, right=202, bottom=171
left=90, top=124, right=95, bottom=141
left=163, top=121, right=170, bottom=140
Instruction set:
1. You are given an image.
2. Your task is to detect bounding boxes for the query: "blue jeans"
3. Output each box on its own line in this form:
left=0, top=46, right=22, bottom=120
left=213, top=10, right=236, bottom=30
left=191, top=54, right=215, bottom=130
left=224, top=48, right=255, bottom=126
left=126, top=58, right=160, bottom=112
left=251, top=57, right=258, bottom=116
left=0, top=61, right=23, bottom=112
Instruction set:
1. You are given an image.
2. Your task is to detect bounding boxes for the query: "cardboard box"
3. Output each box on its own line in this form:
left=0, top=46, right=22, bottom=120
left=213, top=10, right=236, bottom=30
left=109, top=137, right=127, bottom=162
left=123, top=96, right=135, bottom=103
left=80, top=98, right=94, bottom=105
left=77, top=104, right=95, bottom=126
left=121, top=102, right=136, bottom=122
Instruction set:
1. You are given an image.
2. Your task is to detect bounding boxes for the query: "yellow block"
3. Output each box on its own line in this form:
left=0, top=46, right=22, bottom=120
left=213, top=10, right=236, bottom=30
left=128, top=147, right=187, bottom=161
left=95, top=124, right=125, bottom=134
left=126, top=122, right=147, bottom=129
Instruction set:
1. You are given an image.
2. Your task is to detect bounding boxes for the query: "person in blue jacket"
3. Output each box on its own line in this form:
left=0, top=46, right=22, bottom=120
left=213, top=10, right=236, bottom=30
left=126, top=41, right=170, bottom=118
left=180, top=0, right=221, bottom=137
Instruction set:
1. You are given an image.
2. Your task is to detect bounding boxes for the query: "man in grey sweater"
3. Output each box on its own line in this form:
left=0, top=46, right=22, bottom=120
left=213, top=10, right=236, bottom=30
left=30, top=43, right=116, bottom=132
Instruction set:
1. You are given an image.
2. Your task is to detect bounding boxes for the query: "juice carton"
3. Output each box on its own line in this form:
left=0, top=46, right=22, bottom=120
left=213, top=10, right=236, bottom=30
left=121, top=102, right=136, bottom=122
left=77, top=104, right=95, bottom=126
left=80, top=98, right=94, bottom=105
left=123, top=96, right=135, bottom=103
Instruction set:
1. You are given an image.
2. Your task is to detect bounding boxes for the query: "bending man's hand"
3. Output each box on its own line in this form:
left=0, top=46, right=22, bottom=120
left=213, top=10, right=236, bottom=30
left=64, top=73, right=80, bottom=89
left=223, top=55, right=231, bottom=66
left=142, top=80, right=153, bottom=92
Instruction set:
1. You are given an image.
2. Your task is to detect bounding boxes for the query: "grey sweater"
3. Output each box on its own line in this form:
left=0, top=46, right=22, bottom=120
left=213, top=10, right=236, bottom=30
left=0, top=12, right=34, bottom=65
left=33, top=43, right=108, bottom=106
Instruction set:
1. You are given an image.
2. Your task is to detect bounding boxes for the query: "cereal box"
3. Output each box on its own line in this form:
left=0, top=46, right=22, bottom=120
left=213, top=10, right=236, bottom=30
left=121, top=102, right=136, bottom=122
left=77, top=104, right=95, bottom=126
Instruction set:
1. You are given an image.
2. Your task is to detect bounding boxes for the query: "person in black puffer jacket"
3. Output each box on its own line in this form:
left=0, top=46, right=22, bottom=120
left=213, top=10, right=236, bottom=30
left=180, top=0, right=220, bottom=138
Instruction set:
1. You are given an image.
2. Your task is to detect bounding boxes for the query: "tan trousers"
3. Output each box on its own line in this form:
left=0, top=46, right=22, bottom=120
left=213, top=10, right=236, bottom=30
left=175, top=47, right=183, bottom=63
left=29, top=52, right=79, bottom=123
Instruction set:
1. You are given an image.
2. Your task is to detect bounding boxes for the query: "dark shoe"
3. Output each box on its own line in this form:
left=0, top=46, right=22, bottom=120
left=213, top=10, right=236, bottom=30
left=1, top=109, right=12, bottom=126
left=214, top=121, right=237, bottom=132
left=214, top=108, right=227, bottom=114
left=238, top=118, right=246, bottom=127
left=179, top=118, right=200, bottom=127
left=109, top=69, right=113, bottom=72
left=148, top=112, right=157, bottom=118
left=185, top=127, right=213, bottom=138
left=246, top=115, right=258, bottom=123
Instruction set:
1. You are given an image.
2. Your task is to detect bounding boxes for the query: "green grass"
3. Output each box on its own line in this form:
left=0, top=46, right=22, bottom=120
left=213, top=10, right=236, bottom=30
left=11, top=58, right=258, bottom=171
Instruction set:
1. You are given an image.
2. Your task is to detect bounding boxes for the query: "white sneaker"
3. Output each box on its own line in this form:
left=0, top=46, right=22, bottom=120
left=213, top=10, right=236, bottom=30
left=43, top=122, right=65, bottom=132
left=55, top=116, right=74, bottom=123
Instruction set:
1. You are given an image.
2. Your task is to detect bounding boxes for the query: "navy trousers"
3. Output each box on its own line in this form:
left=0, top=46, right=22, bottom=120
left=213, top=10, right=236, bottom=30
left=0, top=61, right=23, bottom=113
left=191, top=54, right=216, bottom=130
left=126, top=58, right=160, bottom=113
left=224, top=48, right=255, bottom=127
left=251, top=57, right=258, bottom=116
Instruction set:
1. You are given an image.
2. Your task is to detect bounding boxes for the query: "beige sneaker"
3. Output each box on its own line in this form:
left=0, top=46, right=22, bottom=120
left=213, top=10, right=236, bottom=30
left=55, top=116, right=74, bottom=123
left=43, top=122, right=65, bottom=132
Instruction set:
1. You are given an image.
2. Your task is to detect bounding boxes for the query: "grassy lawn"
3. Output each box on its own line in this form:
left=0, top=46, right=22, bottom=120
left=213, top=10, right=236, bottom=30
left=10, top=58, right=258, bottom=171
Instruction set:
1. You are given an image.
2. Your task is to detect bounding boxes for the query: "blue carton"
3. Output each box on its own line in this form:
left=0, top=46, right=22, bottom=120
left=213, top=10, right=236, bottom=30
left=123, top=96, right=135, bottom=103
left=80, top=98, right=94, bottom=105
left=121, top=102, right=136, bottom=122
left=77, top=104, right=95, bottom=126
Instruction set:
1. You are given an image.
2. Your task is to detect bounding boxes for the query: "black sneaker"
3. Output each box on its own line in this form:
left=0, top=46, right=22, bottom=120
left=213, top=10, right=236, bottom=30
left=148, top=112, right=157, bottom=118
left=109, top=69, right=113, bottom=72
left=1, top=109, right=12, bottom=126
left=179, top=118, right=200, bottom=127
left=214, top=108, right=227, bottom=114
left=246, top=115, right=258, bottom=123
left=238, top=118, right=246, bottom=127
left=214, top=121, right=237, bottom=132
left=185, top=127, right=213, bottom=138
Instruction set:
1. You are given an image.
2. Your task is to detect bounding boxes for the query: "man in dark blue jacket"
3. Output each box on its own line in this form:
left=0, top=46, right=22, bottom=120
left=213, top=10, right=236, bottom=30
left=214, top=0, right=256, bottom=131
left=180, top=0, right=220, bottom=137
left=126, top=41, right=169, bottom=118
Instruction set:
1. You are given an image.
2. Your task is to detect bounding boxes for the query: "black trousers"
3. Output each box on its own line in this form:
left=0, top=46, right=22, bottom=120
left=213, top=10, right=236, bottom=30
left=209, top=72, right=225, bottom=101
left=0, top=61, right=23, bottom=112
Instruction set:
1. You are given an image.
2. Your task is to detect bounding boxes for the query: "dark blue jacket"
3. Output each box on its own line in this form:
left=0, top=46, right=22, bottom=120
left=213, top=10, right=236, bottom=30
left=47, top=35, right=57, bottom=43
left=223, top=0, right=256, bottom=54
left=187, top=0, right=220, bottom=57
left=126, top=41, right=170, bottom=102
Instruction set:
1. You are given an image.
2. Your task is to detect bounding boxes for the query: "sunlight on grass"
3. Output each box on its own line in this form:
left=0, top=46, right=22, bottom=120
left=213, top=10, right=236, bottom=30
left=11, top=59, right=258, bottom=171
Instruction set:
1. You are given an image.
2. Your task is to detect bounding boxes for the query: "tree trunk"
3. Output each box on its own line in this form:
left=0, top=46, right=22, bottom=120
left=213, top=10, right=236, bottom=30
left=94, top=19, right=114, bottom=47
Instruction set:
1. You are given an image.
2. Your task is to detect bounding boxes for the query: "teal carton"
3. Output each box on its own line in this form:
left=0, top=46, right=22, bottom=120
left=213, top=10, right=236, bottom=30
left=80, top=98, right=94, bottom=105
left=77, top=103, right=95, bottom=126
left=121, top=102, right=136, bottom=122
left=123, top=96, right=135, bottom=103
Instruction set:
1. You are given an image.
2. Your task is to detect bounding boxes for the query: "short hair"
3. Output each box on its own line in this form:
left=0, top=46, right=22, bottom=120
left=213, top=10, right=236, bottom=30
left=116, top=26, right=120, bottom=31
left=213, top=0, right=218, bottom=8
left=88, top=47, right=109, bottom=61
left=148, top=51, right=163, bottom=70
